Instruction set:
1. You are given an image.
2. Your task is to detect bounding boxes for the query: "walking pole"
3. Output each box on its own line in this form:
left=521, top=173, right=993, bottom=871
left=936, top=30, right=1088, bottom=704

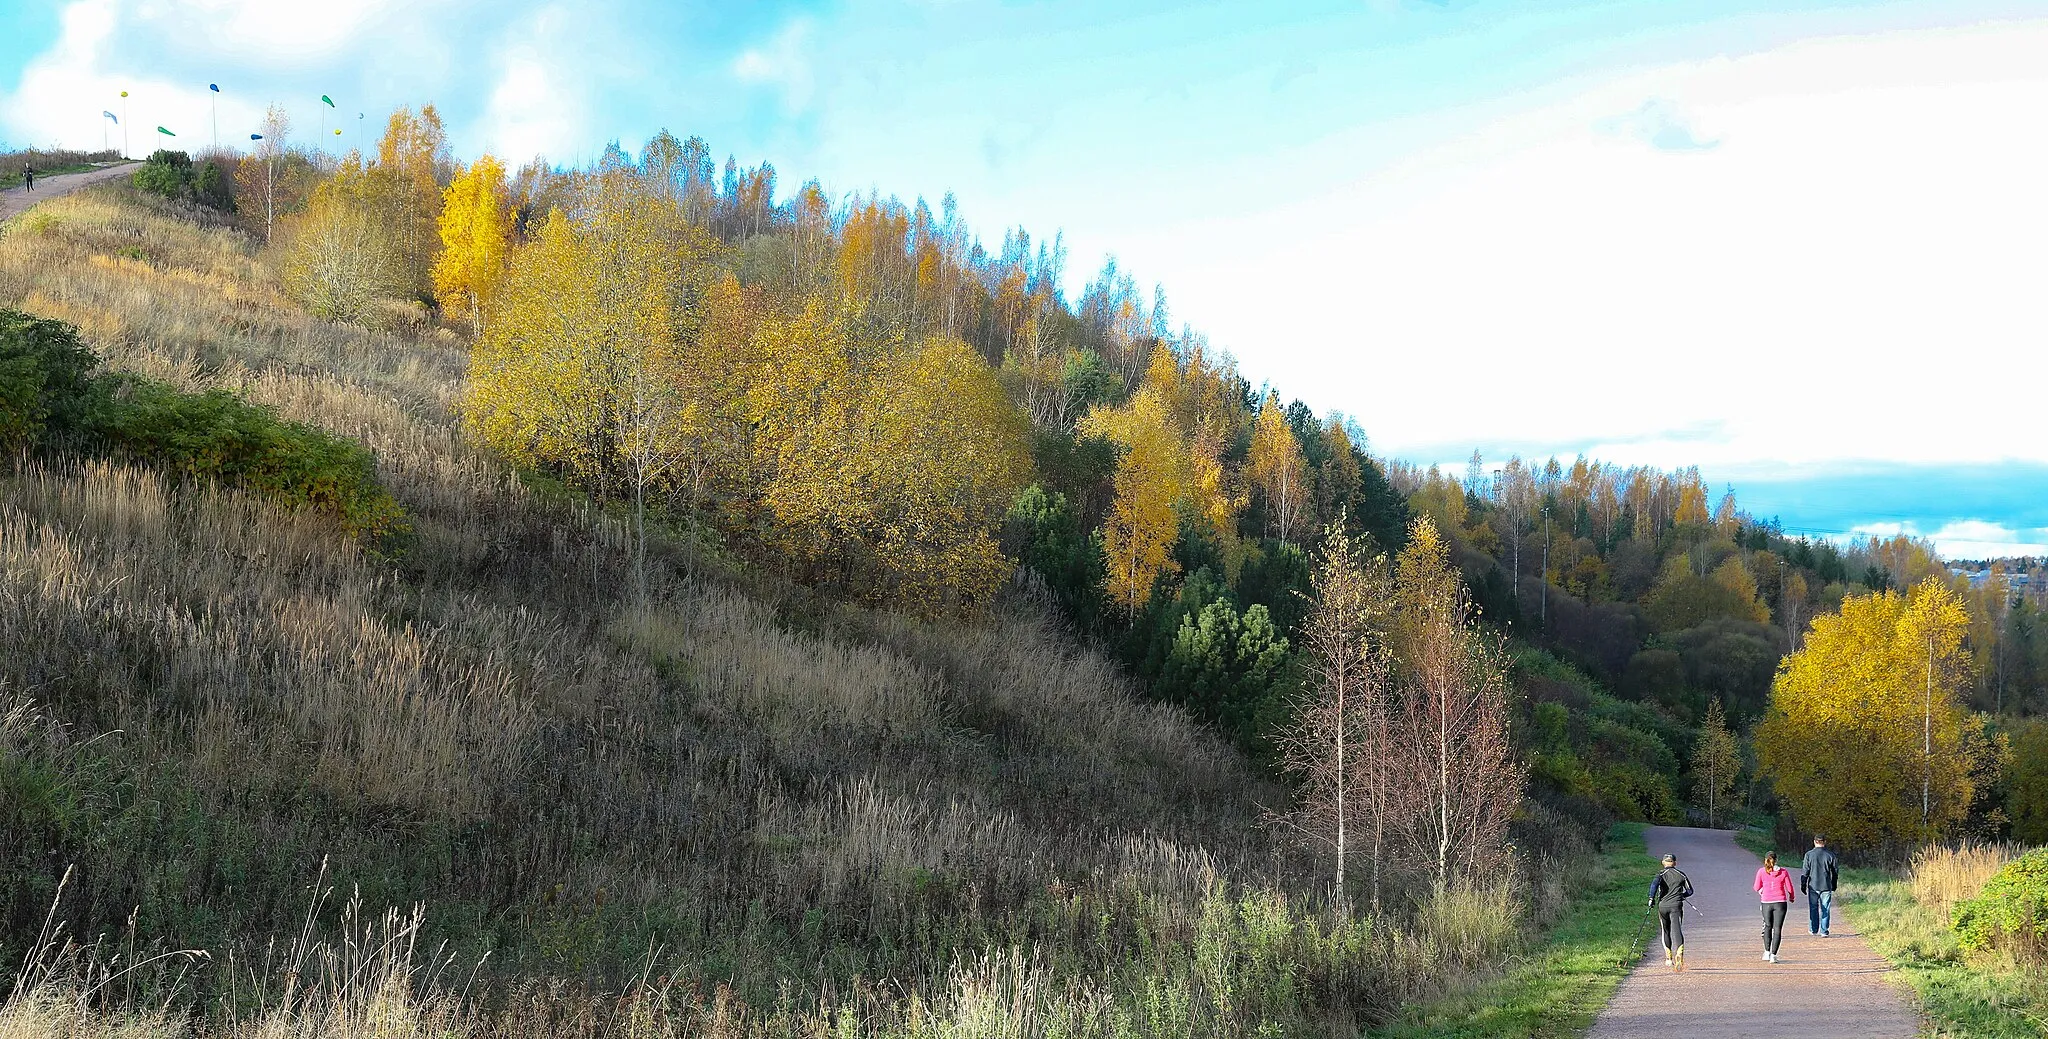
left=1621, top=904, right=1655, bottom=969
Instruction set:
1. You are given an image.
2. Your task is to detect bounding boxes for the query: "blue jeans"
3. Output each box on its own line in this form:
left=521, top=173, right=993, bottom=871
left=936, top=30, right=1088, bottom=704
left=1808, top=889, right=1833, bottom=934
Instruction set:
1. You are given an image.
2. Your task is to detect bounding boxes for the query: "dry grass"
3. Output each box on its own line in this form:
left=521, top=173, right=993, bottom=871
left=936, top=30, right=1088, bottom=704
left=1908, top=843, right=2024, bottom=916
left=0, top=185, right=1549, bottom=1036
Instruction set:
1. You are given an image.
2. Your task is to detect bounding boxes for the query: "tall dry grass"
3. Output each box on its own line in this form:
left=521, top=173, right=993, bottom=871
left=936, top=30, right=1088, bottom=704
left=1908, top=843, right=2024, bottom=916
left=0, top=185, right=1548, bottom=1035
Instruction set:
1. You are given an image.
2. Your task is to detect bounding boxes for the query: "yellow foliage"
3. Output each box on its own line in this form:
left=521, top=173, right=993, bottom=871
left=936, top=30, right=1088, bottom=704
left=748, top=307, right=1031, bottom=613
left=463, top=187, right=678, bottom=495
left=278, top=154, right=405, bottom=322
left=433, top=155, right=512, bottom=331
left=1080, top=390, right=1187, bottom=614
left=1709, top=556, right=1771, bottom=623
left=1756, top=579, right=1999, bottom=849
left=1247, top=391, right=1308, bottom=544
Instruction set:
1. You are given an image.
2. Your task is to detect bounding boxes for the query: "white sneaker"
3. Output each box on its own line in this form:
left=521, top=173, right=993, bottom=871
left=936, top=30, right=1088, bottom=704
left=1769, top=952, right=1779, bottom=963
left=1665, top=956, right=1674, bottom=967
left=1762, top=952, right=1771, bottom=962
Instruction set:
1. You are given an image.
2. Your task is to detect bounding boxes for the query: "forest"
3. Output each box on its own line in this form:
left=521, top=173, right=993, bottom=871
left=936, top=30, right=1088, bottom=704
left=0, top=99, right=2042, bottom=1036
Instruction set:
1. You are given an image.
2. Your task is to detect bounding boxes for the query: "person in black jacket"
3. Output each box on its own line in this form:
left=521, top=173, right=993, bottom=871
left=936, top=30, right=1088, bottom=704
left=1801, top=834, right=1839, bottom=936
left=1648, top=853, right=1694, bottom=969
left=21, top=163, right=33, bottom=191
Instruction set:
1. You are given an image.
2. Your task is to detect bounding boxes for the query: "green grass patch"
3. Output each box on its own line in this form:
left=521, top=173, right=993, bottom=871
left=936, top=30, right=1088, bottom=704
left=1841, top=865, right=2048, bottom=1038
left=1371, top=823, right=1650, bottom=1039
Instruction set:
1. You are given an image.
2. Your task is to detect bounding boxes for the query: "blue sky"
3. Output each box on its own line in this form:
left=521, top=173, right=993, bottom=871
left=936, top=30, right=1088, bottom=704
left=4, top=0, right=2046, bottom=558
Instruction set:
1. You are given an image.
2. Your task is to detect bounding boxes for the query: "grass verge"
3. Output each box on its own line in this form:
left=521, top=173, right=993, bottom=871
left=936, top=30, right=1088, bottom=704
left=1840, top=863, right=2048, bottom=1039
left=1370, top=822, right=1649, bottom=1039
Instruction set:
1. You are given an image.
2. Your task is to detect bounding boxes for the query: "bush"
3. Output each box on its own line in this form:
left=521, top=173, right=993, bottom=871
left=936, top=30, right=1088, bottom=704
left=131, top=149, right=236, bottom=211
left=0, top=310, right=100, bottom=452
left=91, top=376, right=407, bottom=540
left=1, top=308, right=404, bottom=541
left=1953, top=847, right=2048, bottom=964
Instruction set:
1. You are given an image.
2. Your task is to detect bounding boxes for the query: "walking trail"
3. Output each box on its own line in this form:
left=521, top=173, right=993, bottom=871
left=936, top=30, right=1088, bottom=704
left=1587, top=825, right=1919, bottom=1039
left=0, top=162, right=136, bottom=223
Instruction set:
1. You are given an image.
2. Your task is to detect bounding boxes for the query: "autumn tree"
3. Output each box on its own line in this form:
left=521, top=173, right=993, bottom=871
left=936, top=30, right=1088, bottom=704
left=1248, top=390, right=1309, bottom=545
left=1756, top=579, right=2001, bottom=850
left=279, top=154, right=405, bottom=322
left=1080, top=390, right=1187, bottom=615
left=233, top=103, right=301, bottom=243
left=1689, top=699, right=1741, bottom=827
left=1387, top=515, right=1525, bottom=891
left=1272, top=523, right=1395, bottom=907
left=433, top=154, right=512, bottom=332
left=375, top=104, right=450, bottom=300
left=747, top=312, right=1033, bottom=613
left=463, top=167, right=693, bottom=600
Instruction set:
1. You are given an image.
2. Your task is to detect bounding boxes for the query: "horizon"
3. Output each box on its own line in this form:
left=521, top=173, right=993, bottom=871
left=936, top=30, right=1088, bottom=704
left=6, top=0, right=2044, bottom=560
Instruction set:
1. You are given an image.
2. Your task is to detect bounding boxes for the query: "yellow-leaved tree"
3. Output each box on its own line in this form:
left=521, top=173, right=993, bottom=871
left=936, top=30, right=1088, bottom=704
left=1756, top=578, right=2003, bottom=850
left=462, top=168, right=692, bottom=601
left=1080, top=389, right=1187, bottom=615
left=746, top=303, right=1032, bottom=613
left=433, top=154, right=512, bottom=332
left=1247, top=390, right=1308, bottom=545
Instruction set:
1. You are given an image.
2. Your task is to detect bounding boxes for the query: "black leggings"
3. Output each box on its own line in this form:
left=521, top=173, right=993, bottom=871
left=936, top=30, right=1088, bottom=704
left=1761, top=901, right=1789, bottom=953
left=1659, top=907, right=1684, bottom=951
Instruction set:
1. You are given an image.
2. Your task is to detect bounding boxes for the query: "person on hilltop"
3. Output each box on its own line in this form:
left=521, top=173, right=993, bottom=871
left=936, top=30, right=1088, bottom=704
left=1802, top=834, right=1839, bottom=937
left=1648, top=852, right=1694, bottom=970
left=1755, top=850, right=1797, bottom=962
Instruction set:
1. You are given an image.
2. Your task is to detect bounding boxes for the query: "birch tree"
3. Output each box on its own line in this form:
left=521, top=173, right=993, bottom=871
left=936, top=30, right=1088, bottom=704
left=1389, top=515, right=1525, bottom=892
left=1272, top=523, right=1395, bottom=908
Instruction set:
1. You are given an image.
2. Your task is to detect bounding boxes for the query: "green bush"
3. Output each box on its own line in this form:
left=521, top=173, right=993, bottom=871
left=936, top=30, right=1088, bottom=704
left=0, top=309, right=101, bottom=452
left=1, top=307, right=404, bottom=541
left=91, top=377, right=407, bottom=540
left=131, top=149, right=235, bottom=212
left=1953, top=847, right=2048, bottom=963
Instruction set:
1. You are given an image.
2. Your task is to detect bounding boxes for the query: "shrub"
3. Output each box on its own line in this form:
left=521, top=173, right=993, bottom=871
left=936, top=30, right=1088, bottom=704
left=91, top=376, right=408, bottom=540
left=131, top=149, right=236, bottom=211
left=1953, top=847, right=2048, bottom=964
left=0, top=309, right=100, bottom=452
left=1, top=308, right=405, bottom=541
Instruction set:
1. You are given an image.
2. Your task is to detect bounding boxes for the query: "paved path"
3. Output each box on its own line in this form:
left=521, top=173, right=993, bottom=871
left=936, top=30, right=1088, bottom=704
left=1587, top=826, right=1920, bottom=1039
left=0, top=162, right=136, bottom=222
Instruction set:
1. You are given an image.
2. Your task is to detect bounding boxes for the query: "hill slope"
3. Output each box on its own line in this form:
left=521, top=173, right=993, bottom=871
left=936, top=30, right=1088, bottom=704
left=0, top=188, right=1519, bottom=1035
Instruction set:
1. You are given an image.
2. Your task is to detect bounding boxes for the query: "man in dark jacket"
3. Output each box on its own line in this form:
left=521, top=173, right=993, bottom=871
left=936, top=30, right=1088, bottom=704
left=21, top=163, right=33, bottom=191
left=1801, top=835, right=1839, bottom=936
left=1648, top=852, right=1694, bottom=969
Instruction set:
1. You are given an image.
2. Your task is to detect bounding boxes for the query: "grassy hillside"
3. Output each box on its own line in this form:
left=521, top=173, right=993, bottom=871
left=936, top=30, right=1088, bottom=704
left=0, top=187, right=1588, bottom=1036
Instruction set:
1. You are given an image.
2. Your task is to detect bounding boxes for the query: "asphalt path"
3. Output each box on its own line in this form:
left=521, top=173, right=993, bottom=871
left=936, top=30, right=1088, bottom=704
left=1586, top=825, right=1919, bottom=1039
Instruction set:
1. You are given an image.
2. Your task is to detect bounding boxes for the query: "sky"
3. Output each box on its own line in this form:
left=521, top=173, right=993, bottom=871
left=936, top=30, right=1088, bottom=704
left=4, top=0, right=2045, bottom=560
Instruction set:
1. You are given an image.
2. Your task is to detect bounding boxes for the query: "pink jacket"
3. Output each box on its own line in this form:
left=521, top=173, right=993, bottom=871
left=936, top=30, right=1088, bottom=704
left=1755, top=866, right=1796, bottom=903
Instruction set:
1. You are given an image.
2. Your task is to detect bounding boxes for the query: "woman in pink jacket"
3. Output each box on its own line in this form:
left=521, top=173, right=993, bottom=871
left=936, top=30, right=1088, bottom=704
left=1755, top=851, right=1797, bottom=962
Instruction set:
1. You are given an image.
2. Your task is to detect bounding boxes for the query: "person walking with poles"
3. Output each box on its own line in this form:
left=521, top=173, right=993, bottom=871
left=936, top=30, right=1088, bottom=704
left=1802, top=834, right=1839, bottom=937
left=1648, top=852, right=1694, bottom=970
left=1756, top=850, right=1797, bottom=962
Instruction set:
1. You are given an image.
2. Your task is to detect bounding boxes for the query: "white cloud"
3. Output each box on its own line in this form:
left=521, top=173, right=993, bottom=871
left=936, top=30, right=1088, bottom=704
left=732, top=18, right=813, bottom=114
left=476, top=5, right=585, bottom=163
left=1855, top=519, right=2048, bottom=560
left=1151, top=19, right=2048, bottom=472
